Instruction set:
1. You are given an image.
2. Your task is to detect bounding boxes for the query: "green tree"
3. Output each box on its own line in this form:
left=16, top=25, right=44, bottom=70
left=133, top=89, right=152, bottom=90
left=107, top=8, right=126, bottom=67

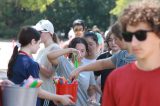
left=0, top=0, right=38, bottom=38
left=110, top=0, right=133, bottom=16
left=18, top=0, right=54, bottom=12
left=43, top=0, right=112, bottom=37
left=0, top=0, right=116, bottom=39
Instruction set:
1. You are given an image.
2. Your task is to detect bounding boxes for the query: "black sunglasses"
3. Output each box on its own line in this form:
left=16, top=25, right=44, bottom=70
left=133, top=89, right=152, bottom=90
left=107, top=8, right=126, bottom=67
left=122, top=30, right=152, bottom=42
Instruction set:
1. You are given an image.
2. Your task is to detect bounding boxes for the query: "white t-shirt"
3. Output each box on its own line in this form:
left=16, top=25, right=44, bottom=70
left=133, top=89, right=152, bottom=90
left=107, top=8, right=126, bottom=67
left=81, top=58, right=96, bottom=64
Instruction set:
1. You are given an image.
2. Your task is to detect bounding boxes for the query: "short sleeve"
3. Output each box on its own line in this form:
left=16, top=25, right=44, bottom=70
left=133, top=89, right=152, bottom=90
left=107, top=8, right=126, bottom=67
left=111, top=53, right=118, bottom=66
left=28, top=62, right=40, bottom=78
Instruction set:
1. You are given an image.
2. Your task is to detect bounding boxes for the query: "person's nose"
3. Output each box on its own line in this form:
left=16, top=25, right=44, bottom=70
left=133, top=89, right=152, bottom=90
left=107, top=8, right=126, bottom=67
left=111, top=39, right=116, bottom=44
left=131, top=35, right=139, bottom=47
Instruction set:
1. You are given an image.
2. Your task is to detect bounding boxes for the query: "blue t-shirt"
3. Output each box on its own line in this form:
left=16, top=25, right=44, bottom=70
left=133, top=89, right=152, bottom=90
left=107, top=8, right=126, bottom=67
left=10, top=54, right=40, bottom=106
left=10, top=54, right=39, bottom=84
left=111, top=50, right=136, bottom=68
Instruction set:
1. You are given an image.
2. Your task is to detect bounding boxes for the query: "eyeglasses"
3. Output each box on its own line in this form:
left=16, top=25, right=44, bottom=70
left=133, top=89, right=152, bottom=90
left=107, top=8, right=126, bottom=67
left=122, top=30, right=153, bottom=42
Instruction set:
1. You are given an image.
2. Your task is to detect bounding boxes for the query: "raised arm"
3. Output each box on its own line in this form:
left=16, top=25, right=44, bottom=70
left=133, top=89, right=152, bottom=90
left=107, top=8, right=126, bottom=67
left=47, top=48, right=79, bottom=65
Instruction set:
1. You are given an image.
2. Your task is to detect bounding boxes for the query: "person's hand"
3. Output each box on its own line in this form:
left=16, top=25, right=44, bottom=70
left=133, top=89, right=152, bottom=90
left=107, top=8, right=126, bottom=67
left=87, top=96, right=101, bottom=106
left=87, top=99, right=101, bottom=106
left=53, top=94, right=75, bottom=105
left=69, top=68, right=81, bottom=81
left=70, top=48, right=81, bottom=57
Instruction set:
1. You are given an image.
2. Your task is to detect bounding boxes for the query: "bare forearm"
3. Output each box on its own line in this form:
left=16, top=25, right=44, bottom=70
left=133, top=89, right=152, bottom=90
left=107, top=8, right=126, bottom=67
left=79, top=57, right=115, bottom=73
left=70, top=57, right=115, bottom=80
left=38, top=88, right=74, bottom=105
left=48, top=48, right=72, bottom=60
left=79, top=59, right=106, bottom=72
left=38, top=88, right=58, bottom=101
left=39, top=65, right=53, bottom=77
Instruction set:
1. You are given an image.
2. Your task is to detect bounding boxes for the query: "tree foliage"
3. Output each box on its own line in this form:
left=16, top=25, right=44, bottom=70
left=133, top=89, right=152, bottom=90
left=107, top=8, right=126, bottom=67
left=110, top=0, right=133, bottom=16
left=18, top=0, right=54, bottom=12
left=47, top=0, right=112, bottom=35
left=0, top=0, right=115, bottom=39
left=0, top=0, right=35, bottom=38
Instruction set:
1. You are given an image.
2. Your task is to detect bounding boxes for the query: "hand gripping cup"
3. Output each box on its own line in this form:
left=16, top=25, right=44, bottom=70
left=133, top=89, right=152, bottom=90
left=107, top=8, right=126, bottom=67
left=55, top=78, right=78, bottom=103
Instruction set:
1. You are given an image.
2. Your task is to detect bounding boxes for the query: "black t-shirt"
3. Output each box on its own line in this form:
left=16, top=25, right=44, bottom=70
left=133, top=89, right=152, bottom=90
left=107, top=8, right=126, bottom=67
left=94, top=52, right=114, bottom=92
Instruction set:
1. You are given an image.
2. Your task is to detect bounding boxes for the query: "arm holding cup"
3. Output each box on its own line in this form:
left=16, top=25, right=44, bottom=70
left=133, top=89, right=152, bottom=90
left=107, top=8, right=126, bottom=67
left=70, top=57, right=115, bottom=80
left=38, top=88, right=75, bottom=105
left=47, top=48, right=80, bottom=65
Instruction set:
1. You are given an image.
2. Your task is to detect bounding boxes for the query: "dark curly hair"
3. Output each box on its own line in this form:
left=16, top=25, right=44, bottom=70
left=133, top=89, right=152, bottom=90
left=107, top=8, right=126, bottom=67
left=119, top=0, right=160, bottom=37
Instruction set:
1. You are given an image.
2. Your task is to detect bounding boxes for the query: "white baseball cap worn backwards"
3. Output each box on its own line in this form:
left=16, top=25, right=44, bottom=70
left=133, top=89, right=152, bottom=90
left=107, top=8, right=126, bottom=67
left=32, top=19, right=54, bottom=35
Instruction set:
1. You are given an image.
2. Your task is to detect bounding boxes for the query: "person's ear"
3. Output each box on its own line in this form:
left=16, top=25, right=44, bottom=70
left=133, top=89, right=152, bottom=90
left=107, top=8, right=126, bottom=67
left=30, top=39, right=36, bottom=45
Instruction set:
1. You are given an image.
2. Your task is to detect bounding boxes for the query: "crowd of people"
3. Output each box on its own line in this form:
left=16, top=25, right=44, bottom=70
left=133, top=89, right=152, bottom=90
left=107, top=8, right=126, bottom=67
left=0, top=0, right=160, bottom=106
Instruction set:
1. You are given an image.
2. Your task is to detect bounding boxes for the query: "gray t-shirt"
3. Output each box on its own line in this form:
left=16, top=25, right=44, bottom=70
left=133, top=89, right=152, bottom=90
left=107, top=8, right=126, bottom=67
left=36, top=43, right=60, bottom=93
left=56, top=56, right=96, bottom=106
left=111, top=50, right=136, bottom=68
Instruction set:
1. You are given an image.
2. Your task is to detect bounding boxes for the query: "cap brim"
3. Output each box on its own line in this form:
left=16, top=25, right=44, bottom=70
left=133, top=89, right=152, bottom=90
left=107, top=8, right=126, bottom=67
left=41, top=30, right=49, bottom=33
left=32, top=25, right=43, bottom=31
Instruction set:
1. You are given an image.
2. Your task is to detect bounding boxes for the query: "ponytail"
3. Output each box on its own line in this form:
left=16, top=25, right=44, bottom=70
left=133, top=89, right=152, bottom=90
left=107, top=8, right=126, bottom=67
left=7, top=45, right=19, bottom=79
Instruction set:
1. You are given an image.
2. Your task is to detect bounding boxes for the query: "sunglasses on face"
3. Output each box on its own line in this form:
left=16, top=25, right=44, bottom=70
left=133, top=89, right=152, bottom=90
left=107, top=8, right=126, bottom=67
left=122, top=30, right=152, bottom=42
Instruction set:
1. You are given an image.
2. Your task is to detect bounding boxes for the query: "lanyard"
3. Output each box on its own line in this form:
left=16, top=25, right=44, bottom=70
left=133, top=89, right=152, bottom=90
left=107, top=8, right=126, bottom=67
left=19, top=50, right=32, bottom=58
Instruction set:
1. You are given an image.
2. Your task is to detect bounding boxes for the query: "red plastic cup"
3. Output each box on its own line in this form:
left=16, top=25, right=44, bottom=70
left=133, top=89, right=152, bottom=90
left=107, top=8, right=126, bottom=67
left=56, top=83, right=78, bottom=103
